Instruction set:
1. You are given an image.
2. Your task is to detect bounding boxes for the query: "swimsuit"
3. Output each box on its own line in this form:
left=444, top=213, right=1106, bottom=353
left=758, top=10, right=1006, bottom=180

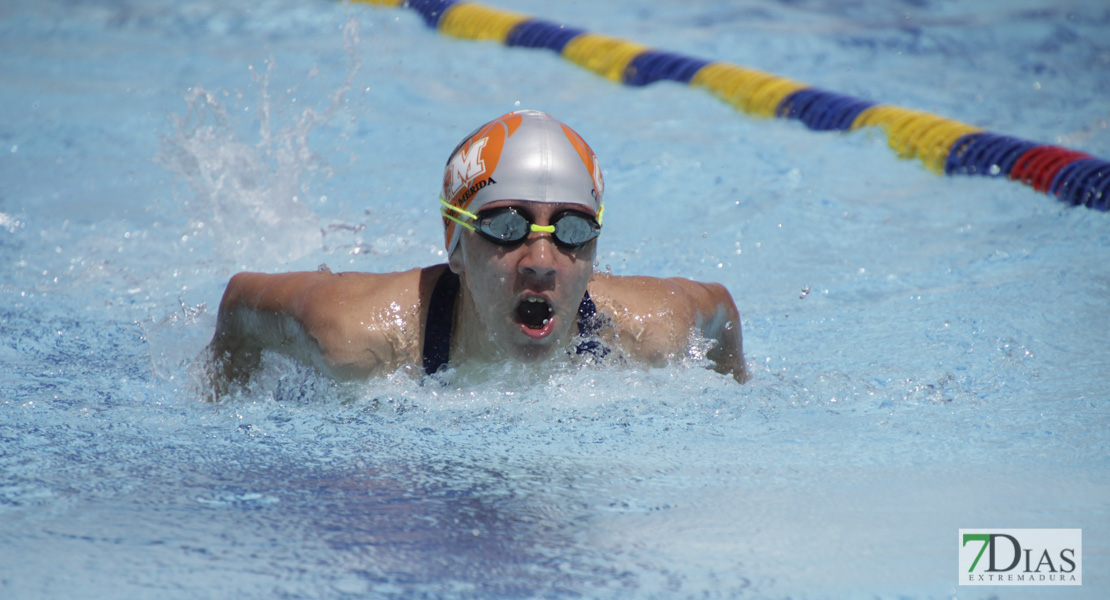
left=422, top=269, right=607, bottom=375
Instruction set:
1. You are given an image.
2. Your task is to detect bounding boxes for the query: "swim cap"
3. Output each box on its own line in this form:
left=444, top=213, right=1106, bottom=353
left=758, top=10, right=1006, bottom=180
left=441, top=110, right=604, bottom=254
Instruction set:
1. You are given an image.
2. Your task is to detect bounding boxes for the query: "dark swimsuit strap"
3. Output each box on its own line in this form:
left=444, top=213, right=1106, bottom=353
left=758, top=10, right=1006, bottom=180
left=575, top=285, right=607, bottom=359
left=422, top=268, right=460, bottom=375
left=422, top=268, right=607, bottom=376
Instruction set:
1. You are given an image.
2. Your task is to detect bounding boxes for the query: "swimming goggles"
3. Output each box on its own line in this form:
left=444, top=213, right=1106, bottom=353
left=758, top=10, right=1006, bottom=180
left=442, top=200, right=601, bottom=249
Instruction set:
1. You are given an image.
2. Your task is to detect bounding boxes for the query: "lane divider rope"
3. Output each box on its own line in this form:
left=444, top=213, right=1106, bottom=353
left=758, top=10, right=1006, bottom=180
left=356, top=0, right=1108, bottom=211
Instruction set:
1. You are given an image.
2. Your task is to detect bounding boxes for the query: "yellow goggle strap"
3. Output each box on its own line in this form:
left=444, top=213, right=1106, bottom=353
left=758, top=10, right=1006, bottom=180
left=440, top=196, right=603, bottom=235
left=440, top=196, right=477, bottom=231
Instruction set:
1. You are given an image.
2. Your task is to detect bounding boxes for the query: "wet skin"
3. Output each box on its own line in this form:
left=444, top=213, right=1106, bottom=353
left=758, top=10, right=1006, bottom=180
left=447, top=200, right=597, bottom=364
left=204, top=201, right=749, bottom=396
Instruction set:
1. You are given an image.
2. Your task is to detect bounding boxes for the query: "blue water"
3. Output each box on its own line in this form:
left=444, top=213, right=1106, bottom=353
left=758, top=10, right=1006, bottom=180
left=2, top=0, right=1108, bottom=598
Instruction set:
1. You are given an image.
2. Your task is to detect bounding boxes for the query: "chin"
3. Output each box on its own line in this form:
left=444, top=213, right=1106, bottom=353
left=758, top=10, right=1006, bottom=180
left=505, top=337, right=563, bottom=363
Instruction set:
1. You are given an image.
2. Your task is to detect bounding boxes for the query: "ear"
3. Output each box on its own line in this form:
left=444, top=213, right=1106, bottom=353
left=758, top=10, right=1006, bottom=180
left=447, top=244, right=464, bottom=274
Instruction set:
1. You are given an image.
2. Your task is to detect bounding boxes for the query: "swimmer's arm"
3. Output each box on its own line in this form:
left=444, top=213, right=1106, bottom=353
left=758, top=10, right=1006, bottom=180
left=204, top=272, right=322, bottom=396
left=204, top=272, right=388, bottom=396
left=672, top=278, right=750, bottom=383
left=592, top=275, right=749, bottom=383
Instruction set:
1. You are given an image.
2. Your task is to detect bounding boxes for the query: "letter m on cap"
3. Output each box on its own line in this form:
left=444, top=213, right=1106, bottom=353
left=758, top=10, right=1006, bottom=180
left=447, top=136, right=488, bottom=201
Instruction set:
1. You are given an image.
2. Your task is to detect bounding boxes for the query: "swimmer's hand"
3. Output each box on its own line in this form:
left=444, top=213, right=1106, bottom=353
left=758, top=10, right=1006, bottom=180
left=708, top=329, right=750, bottom=384
left=195, top=336, right=261, bottom=403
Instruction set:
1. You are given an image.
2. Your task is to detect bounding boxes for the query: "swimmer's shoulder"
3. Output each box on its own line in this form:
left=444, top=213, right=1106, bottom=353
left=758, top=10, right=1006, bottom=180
left=587, top=271, right=747, bottom=381
left=586, top=272, right=706, bottom=315
left=293, top=265, right=450, bottom=371
left=589, top=271, right=737, bottom=310
left=224, top=266, right=431, bottom=311
left=585, top=273, right=700, bottom=363
left=222, top=265, right=450, bottom=377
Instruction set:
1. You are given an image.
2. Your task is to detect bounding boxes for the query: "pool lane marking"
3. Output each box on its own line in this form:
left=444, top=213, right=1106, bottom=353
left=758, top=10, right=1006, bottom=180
left=354, top=0, right=1109, bottom=211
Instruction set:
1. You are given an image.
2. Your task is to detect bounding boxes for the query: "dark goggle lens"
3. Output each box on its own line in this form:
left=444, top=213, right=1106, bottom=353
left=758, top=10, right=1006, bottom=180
left=475, top=208, right=600, bottom=248
left=551, top=211, right=601, bottom=247
left=479, top=210, right=530, bottom=243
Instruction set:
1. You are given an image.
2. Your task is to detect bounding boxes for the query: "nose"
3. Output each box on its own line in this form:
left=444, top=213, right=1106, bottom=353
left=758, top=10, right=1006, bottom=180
left=517, top=233, right=558, bottom=281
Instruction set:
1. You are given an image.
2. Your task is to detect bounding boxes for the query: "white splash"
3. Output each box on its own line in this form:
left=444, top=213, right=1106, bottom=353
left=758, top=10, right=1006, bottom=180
left=156, top=15, right=363, bottom=266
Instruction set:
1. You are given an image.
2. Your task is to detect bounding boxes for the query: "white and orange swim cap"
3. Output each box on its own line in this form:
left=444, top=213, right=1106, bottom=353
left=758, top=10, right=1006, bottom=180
left=441, top=110, right=604, bottom=254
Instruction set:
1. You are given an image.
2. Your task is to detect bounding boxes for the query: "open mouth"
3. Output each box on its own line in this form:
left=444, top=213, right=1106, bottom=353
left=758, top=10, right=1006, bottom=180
left=515, top=297, right=554, bottom=337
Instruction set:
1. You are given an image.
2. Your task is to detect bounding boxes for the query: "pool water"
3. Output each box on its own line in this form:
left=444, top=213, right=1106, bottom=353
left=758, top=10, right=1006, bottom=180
left=2, top=0, right=1108, bottom=598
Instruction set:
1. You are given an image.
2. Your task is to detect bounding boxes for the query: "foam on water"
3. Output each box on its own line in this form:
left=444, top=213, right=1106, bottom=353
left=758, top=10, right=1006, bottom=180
left=2, top=0, right=1108, bottom=598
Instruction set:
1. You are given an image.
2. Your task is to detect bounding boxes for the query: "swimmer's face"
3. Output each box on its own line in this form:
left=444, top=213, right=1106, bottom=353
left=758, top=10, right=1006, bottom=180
left=450, top=200, right=597, bottom=362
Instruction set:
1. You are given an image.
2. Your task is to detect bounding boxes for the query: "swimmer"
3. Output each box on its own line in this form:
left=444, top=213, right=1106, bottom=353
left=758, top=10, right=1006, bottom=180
left=204, top=110, right=749, bottom=393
